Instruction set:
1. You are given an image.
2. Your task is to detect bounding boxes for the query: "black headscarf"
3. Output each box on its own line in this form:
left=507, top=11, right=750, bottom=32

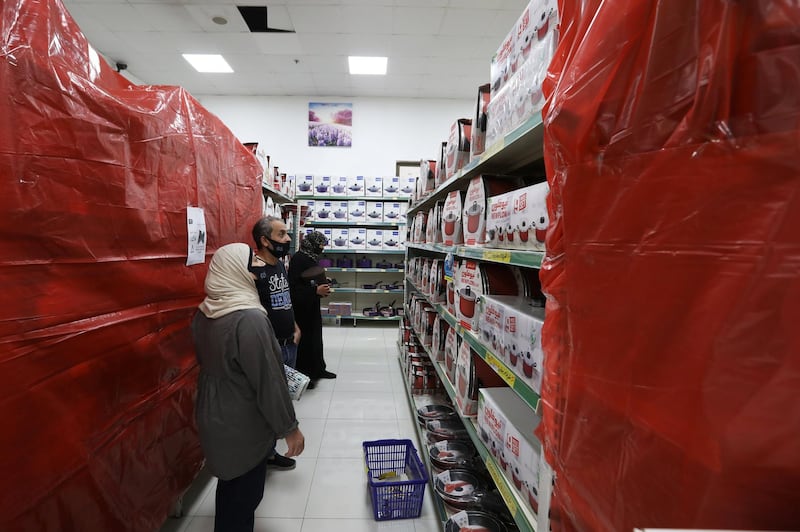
left=300, top=231, right=327, bottom=261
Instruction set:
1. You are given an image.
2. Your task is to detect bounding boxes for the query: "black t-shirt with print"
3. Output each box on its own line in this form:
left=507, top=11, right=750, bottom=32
left=251, top=260, right=295, bottom=339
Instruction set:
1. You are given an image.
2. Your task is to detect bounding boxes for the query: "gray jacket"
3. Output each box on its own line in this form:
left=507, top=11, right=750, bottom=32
left=192, top=308, right=297, bottom=480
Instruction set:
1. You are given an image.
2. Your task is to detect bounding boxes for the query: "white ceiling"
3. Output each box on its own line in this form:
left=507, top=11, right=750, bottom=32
left=60, top=0, right=528, bottom=100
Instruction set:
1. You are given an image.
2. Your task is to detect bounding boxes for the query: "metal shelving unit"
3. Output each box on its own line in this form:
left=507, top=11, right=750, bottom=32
left=405, top=242, right=544, bottom=269
left=408, top=115, right=545, bottom=216
left=323, top=249, right=406, bottom=255
left=326, top=267, right=404, bottom=273
left=296, top=194, right=410, bottom=202
left=261, top=184, right=293, bottom=204
left=305, top=220, right=404, bottom=227
left=331, top=288, right=404, bottom=294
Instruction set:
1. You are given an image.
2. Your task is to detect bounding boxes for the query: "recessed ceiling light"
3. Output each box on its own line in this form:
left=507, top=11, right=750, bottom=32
left=212, top=16, right=228, bottom=25
left=182, top=54, right=233, bottom=73
left=348, top=56, right=387, bottom=75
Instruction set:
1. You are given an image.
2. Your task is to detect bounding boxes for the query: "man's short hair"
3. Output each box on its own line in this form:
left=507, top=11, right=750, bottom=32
left=252, top=216, right=279, bottom=249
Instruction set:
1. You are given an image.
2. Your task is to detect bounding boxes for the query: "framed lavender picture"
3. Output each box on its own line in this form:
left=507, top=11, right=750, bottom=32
left=308, top=102, right=352, bottom=147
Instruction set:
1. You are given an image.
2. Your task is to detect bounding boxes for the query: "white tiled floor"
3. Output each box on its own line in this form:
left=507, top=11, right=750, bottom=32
left=160, top=325, right=442, bottom=532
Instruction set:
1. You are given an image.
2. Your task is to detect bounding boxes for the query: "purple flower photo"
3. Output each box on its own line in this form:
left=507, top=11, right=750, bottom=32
left=308, top=102, right=352, bottom=147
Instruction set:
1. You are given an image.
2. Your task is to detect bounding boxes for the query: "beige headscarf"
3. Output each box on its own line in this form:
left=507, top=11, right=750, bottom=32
left=198, top=243, right=267, bottom=319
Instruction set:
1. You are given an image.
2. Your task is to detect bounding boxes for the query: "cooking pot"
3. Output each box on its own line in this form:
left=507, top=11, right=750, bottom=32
left=332, top=184, right=346, bottom=194
left=535, top=214, right=548, bottom=243
left=518, top=219, right=530, bottom=243
left=465, top=201, right=483, bottom=234
left=443, top=212, right=457, bottom=236
left=297, top=182, right=312, bottom=192
left=375, top=260, right=391, bottom=269
left=317, top=208, right=330, bottom=218
left=318, top=258, right=333, bottom=268
left=401, top=185, right=413, bottom=193
left=385, top=185, right=398, bottom=193
left=350, top=236, right=365, bottom=245
left=384, top=239, right=398, bottom=247
left=367, top=210, right=382, bottom=219
left=315, top=183, right=329, bottom=193
left=417, top=404, right=457, bottom=426
left=334, top=237, right=347, bottom=247
left=434, top=469, right=487, bottom=510
left=367, top=185, right=381, bottom=193
left=350, top=208, right=364, bottom=217
left=348, top=183, right=363, bottom=192
left=333, top=209, right=347, bottom=219
left=458, top=286, right=476, bottom=318
left=368, top=238, right=382, bottom=246
left=356, top=257, right=372, bottom=268
left=425, top=418, right=469, bottom=442
left=428, top=441, right=475, bottom=471
left=336, top=257, right=353, bottom=268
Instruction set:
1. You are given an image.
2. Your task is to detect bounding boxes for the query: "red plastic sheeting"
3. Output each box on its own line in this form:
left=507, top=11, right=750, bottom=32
left=0, top=0, right=263, bottom=529
left=539, top=1, right=800, bottom=530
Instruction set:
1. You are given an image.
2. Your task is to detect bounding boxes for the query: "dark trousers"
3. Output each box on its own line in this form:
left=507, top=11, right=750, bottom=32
left=214, top=456, right=268, bottom=532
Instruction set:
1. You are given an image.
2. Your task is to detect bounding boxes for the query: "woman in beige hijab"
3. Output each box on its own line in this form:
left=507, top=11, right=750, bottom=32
left=192, top=243, right=304, bottom=532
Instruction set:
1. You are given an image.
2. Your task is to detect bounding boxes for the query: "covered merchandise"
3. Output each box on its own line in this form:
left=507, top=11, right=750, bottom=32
left=0, top=0, right=262, bottom=529
left=539, top=0, right=800, bottom=531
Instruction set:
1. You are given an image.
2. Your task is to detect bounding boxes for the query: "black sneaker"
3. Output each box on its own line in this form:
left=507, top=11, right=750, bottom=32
left=266, top=454, right=296, bottom=471
left=320, top=370, right=337, bottom=379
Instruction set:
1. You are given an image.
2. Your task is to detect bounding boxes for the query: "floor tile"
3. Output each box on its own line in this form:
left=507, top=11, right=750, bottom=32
left=255, top=457, right=318, bottom=518
left=182, top=516, right=303, bottom=532
left=334, top=371, right=395, bottom=393
left=318, top=419, right=400, bottom=458
left=338, top=355, right=392, bottom=373
left=414, top=518, right=444, bottom=532
left=304, top=458, right=374, bottom=519
left=327, top=391, right=399, bottom=420
left=301, top=518, right=418, bottom=532
left=293, top=390, right=333, bottom=419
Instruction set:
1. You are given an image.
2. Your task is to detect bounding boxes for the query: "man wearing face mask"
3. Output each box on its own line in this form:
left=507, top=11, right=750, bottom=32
left=250, top=216, right=301, bottom=471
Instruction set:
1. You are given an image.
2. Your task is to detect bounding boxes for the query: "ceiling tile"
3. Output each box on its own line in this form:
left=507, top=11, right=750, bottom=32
left=76, top=4, right=156, bottom=31
left=253, top=33, right=304, bottom=55
left=131, top=4, right=205, bottom=32
left=339, top=5, right=392, bottom=34
left=391, top=7, right=445, bottom=35
left=182, top=4, right=250, bottom=33
left=440, top=8, right=495, bottom=37
left=344, top=33, right=391, bottom=56
left=389, top=34, right=437, bottom=57
left=287, top=5, right=343, bottom=34
left=298, top=34, right=350, bottom=55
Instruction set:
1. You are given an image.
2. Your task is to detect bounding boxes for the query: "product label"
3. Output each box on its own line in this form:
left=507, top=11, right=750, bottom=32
left=486, top=352, right=517, bottom=387
left=486, top=459, right=518, bottom=516
left=484, top=250, right=511, bottom=263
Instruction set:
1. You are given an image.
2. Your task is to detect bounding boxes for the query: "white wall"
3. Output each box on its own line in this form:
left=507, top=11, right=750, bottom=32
left=196, top=95, right=473, bottom=177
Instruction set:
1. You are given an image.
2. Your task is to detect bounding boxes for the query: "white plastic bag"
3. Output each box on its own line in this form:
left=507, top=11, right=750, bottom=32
left=284, top=365, right=310, bottom=401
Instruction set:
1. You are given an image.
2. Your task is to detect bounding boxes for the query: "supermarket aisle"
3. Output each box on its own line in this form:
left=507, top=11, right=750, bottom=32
left=161, top=324, right=441, bottom=532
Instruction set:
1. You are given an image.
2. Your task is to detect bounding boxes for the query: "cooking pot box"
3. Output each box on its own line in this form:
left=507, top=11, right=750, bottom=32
left=463, top=175, right=522, bottom=246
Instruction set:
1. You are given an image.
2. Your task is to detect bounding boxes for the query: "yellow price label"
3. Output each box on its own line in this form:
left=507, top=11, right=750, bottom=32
left=485, top=352, right=517, bottom=387
left=483, top=250, right=511, bottom=263
left=486, top=459, right=518, bottom=515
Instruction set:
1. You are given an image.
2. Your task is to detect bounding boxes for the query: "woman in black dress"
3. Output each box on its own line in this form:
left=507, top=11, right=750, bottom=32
left=289, top=231, right=336, bottom=387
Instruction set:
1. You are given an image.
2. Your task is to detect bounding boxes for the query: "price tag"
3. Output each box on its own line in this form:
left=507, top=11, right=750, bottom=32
left=483, top=250, right=511, bottom=263
left=482, top=138, right=505, bottom=160
left=485, top=352, right=517, bottom=387
left=486, top=459, right=518, bottom=515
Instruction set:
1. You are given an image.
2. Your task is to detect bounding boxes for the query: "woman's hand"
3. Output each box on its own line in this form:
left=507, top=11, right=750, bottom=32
left=316, top=284, right=331, bottom=297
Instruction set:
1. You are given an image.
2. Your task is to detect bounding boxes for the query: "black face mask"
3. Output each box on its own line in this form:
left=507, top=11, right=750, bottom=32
left=266, top=237, right=289, bottom=258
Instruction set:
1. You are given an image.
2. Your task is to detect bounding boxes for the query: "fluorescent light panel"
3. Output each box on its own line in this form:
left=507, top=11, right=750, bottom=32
left=182, top=54, right=233, bottom=73
left=348, top=56, right=387, bottom=75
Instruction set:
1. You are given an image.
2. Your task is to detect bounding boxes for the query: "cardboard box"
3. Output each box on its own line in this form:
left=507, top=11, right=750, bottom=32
left=398, top=202, right=408, bottom=224
left=296, top=174, right=314, bottom=195
left=463, top=175, right=522, bottom=246
left=441, top=190, right=464, bottom=246
left=444, top=326, right=459, bottom=384
left=470, top=83, right=492, bottom=159
left=365, top=176, right=383, bottom=197
left=384, top=230, right=402, bottom=250
left=347, top=175, right=366, bottom=196
left=412, top=212, right=427, bottom=243
left=454, top=261, right=525, bottom=332
left=366, top=229, right=384, bottom=250
left=366, top=201, right=384, bottom=223
left=349, top=200, right=366, bottom=222
left=486, top=191, right=514, bottom=249
left=400, top=176, right=416, bottom=198
left=491, top=28, right=515, bottom=96
left=331, top=176, right=349, bottom=196
left=298, top=199, right=315, bottom=222
left=350, top=228, right=367, bottom=249
left=434, top=143, right=447, bottom=189
left=332, top=201, right=349, bottom=221
left=454, top=340, right=478, bottom=417
left=479, top=387, right=542, bottom=512
left=316, top=200, right=335, bottom=221
left=477, top=387, right=508, bottom=466
left=313, top=175, right=333, bottom=195
left=331, top=228, right=349, bottom=250
left=286, top=175, right=296, bottom=197
left=487, top=295, right=545, bottom=386
left=421, top=159, right=436, bottom=194
left=321, top=228, right=333, bottom=248
left=478, top=296, right=506, bottom=358
left=510, top=181, right=549, bottom=251
left=384, top=202, right=402, bottom=223
left=445, top=119, right=472, bottom=180
left=384, top=176, right=401, bottom=196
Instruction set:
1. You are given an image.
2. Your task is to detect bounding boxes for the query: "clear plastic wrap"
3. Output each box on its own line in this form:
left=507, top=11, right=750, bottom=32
left=0, top=0, right=262, bottom=529
left=539, top=1, right=800, bottom=530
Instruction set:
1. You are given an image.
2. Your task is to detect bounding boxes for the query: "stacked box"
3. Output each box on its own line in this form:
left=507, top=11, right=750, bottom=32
left=384, top=176, right=402, bottom=196
left=314, top=175, right=333, bottom=195
left=366, top=201, right=384, bottom=223
left=350, top=228, right=368, bottom=249
left=384, top=202, right=402, bottom=223
left=454, top=340, right=478, bottom=417
left=349, top=200, right=367, bottom=222
left=441, top=190, right=464, bottom=246
left=348, top=175, right=366, bottom=196
left=511, top=181, right=549, bottom=251
left=462, top=175, right=522, bottom=246
left=316, top=200, right=334, bottom=221
left=333, top=200, right=349, bottom=221
left=296, top=174, right=314, bottom=195
left=366, top=229, right=384, bottom=250
left=331, top=228, right=349, bottom=250
left=365, top=176, right=383, bottom=197
left=331, top=176, right=349, bottom=196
